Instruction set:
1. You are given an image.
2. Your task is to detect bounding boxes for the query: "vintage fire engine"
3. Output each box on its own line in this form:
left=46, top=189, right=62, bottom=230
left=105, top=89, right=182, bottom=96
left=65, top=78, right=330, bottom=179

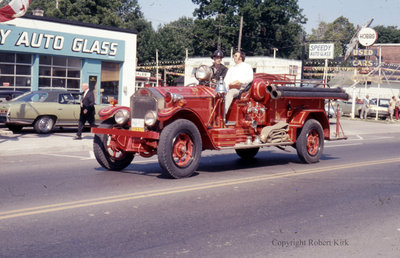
left=91, top=66, right=348, bottom=179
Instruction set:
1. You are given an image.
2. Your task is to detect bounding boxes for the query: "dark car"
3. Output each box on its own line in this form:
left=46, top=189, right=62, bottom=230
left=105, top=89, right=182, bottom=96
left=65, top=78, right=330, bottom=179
left=0, top=90, right=24, bottom=102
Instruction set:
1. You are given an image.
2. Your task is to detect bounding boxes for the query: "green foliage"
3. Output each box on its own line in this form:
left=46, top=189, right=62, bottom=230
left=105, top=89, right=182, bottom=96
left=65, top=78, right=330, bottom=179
left=307, top=16, right=356, bottom=58
left=191, top=0, right=306, bottom=58
left=28, top=0, right=155, bottom=63
left=374, top=26, right=400, bottom=43
left=154, top=18, right=196, bottom=61
left=30, top=1, right=400, bottom=67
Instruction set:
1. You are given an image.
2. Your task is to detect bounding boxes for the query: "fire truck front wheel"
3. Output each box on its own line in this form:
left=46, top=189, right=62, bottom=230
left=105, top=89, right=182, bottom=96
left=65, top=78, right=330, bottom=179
left=296, top=119, right=324, bottom=164
left=93, top=119, right=134, bottom=171
left=158, top=119, right=202, bottom=179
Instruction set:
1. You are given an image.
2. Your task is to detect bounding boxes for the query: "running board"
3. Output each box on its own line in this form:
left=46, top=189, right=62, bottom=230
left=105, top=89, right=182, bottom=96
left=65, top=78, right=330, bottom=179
left=218, top=141, right=294, bottom=150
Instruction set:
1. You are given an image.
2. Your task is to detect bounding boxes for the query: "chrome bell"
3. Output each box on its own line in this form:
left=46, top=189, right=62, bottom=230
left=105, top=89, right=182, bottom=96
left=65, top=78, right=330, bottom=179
left=215, top=77, right=227, bottom=95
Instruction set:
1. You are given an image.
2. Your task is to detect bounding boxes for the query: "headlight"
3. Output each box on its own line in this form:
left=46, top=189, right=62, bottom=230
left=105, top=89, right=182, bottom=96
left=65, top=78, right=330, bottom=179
left=114, top=109, right=129, bottom=125
left=144, top=110, right=157, bottom=127
left=195, top=65, right=212, bottom=82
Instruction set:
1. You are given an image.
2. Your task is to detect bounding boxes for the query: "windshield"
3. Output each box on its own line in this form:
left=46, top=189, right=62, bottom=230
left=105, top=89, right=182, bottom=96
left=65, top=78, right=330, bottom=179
left=11, top=92, right=48, bottom=102
left=379, top=99, right=389, bottom=107
left=369, top=98, right=389, bottom=107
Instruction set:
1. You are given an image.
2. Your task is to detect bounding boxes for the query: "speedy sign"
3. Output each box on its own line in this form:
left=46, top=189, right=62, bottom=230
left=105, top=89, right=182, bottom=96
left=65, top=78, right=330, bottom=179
left=309, top=43, right=334, bottom=59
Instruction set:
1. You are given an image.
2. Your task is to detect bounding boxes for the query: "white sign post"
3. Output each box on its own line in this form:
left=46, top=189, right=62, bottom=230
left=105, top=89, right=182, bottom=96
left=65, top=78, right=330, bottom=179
left=309, top=43, right=335, bottom=86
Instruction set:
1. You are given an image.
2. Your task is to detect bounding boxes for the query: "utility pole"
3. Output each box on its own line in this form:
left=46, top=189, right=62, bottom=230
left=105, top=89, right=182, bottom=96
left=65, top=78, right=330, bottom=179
left=237, top=16, right=243, bottom=51
left=300, top=34, right=305, bottom=87
left=272, top=48, right=278, bottom=59
left=156, top=49, right=159, bottom=86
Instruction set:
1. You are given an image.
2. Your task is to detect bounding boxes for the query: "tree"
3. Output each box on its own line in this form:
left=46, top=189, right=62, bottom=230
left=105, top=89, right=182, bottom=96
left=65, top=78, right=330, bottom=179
left=191, top=0, right=306, bottom=58
left=308, top=21, right=328, bottom=42
left=374, top=25, right=400, bottom=44
left=307, top=16, right=356, bottom=58
left=154, top=18, right=196, bottom=61
left=28, top=0, right=156, bottom=63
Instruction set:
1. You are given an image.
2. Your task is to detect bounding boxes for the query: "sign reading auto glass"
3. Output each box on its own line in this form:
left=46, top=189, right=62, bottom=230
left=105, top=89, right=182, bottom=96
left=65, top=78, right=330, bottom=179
left=358, top=27, right=378, bottom=47
left=0, top=25, right=125, bottom=61
left=309, top=44, right=334, bottom=59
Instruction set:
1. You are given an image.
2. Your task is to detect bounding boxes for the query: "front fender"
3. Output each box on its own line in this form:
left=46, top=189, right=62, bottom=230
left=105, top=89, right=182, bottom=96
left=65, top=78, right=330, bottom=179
left=158, top=106, right=182, bottom=121
left=98, top=106, right=130, bottom=121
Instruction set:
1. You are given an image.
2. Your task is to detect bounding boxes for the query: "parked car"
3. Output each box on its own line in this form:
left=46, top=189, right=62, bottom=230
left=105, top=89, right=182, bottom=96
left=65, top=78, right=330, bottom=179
left=338, top=98, right=389, bottom=119
left=0, top=90, right=24, bottom=102
left=368, top=98, right=390, bottom=119
left=0, top=89, right=108, bottom=133
left=325, top=101, right=343, bottom=118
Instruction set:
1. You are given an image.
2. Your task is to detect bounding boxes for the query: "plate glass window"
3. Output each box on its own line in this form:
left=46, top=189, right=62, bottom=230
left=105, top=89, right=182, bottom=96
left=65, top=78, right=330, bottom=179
left=39, top=55, right=81, bottom=91
left=0, top=52, right=32, bottom=92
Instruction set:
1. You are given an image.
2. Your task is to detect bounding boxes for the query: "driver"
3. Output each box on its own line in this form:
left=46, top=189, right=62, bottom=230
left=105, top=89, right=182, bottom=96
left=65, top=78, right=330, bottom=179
left=210, top=49, right=228, bottom=83
left=224, top=50, right=253, bottom=116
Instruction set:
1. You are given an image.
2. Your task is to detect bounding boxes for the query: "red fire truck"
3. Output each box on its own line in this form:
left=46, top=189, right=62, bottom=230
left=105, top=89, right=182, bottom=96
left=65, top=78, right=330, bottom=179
left=92, top=66, right=348, bottom=179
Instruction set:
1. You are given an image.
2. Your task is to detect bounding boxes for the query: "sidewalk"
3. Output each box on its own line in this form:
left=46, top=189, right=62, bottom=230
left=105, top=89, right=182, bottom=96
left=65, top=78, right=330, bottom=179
left=0, top=129, right=94, bottom=157
left=1, top=118, right=400, bottom=157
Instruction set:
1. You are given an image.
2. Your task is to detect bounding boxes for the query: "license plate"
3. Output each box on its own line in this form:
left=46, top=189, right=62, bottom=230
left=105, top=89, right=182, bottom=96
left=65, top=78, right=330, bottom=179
left=131, top=118, right=144, bottom=132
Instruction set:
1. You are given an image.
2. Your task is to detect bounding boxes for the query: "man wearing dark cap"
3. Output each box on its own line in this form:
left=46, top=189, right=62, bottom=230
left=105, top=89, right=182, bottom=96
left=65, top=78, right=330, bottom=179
left=210, top=49, right=228, bottom=83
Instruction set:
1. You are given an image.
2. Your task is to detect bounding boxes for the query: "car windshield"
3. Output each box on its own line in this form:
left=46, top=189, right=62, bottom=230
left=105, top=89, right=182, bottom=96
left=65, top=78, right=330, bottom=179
left=379, top=99, right=389, bottom=107
left=11, top=92, right=48, bottom=102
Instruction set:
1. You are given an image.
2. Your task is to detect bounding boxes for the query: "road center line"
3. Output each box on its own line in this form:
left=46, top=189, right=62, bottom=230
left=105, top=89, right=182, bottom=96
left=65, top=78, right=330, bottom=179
left=1, top=157, right=400, bottom=221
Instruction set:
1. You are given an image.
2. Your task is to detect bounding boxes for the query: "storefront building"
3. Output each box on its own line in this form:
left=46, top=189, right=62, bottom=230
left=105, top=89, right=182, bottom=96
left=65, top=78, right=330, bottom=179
left=0, top=14, right=137, bottom=106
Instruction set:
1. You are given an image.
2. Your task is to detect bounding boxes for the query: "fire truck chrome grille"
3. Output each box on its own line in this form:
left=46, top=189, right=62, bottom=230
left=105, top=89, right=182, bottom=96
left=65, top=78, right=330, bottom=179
left=131, top=96, right=157, bottom=119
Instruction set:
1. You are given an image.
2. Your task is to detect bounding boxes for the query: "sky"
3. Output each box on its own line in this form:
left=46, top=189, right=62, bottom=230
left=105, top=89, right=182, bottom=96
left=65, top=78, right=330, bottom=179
left=137, top=0, right=400, bottom=33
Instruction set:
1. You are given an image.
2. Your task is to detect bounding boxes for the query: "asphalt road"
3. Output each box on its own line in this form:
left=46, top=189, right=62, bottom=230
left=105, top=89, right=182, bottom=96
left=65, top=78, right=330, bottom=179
left=1, top=131, right=400, bottom=257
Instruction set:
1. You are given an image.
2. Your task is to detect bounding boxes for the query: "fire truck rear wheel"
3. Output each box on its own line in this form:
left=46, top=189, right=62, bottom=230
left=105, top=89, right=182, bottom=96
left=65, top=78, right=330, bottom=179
left=296, top=119, right=324, bottom=163
left=93, top=119, right=134, bottom=171
left=158, top=119, right=202, bottom=179
left=235, top=148, right=259, bottom=159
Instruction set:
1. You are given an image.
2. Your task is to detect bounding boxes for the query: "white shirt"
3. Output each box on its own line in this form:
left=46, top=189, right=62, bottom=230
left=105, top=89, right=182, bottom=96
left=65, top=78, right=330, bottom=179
left=81, top=89, right=89, bottom=107
left=224, top=61, right=254, bottom=89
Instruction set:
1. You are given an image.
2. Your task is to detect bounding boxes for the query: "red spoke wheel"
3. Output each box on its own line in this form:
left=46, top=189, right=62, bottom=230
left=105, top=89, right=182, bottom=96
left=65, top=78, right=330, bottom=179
left=172, top=133, right=194, bottom=167
left=93, top=119, right=134, bottom=171
left=296, top=119, right=324, bottom=163
left=158, top=119, right=202, bottom=179
left=306, top=129, right=320, bottom=156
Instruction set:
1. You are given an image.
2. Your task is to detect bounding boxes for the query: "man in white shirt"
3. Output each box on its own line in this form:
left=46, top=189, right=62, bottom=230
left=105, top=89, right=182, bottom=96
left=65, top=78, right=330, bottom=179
left=224, top=51, right=254, bottom=116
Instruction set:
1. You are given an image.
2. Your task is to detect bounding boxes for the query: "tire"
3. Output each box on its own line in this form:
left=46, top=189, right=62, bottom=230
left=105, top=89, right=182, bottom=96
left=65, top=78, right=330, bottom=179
left=93, top=119, right=134, bottom=171
left=296, top=119, right=324, bottom=164
left=158, top=119, right=202, bottom=179
left=235, top=147, right=259, bottom=159
left=7, top=124, right=23, bottom=133
left=34, top=116, right=55, bottom=134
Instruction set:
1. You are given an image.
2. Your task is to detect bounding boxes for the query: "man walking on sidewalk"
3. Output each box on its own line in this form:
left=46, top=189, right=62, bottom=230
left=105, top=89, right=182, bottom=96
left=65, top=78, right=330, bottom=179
left=74, top=82, right=95, bottom=140
left=360, top=95, right=370, bottom=119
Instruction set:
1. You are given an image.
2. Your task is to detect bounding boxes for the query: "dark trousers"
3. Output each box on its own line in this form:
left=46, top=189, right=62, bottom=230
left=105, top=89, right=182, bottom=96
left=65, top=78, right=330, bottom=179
left=77, top=110, right=95, bottom=137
